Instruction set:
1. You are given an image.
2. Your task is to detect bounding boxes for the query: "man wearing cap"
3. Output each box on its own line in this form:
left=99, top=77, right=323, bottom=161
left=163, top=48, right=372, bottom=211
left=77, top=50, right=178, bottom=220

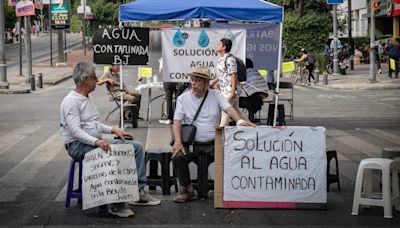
left=171, top=66, right=255, bottom=203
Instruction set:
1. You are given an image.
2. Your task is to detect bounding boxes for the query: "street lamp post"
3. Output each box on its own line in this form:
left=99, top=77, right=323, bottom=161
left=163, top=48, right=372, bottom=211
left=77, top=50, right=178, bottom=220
left=0, top=0, right=9, bottom=89
left=333, top=4, right=339, bottom=75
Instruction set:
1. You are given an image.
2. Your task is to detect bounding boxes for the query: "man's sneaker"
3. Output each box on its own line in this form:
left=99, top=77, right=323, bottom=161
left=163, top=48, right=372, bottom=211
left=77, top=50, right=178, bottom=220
left=165, top=119, right=172, bottom=125
left=108, top=205, right=135, bottom=218
left=174, top=191, right=197, bottom=203
left=159, top=119, right=168, bottom=124
left=130, top=191, right=161, bottom=206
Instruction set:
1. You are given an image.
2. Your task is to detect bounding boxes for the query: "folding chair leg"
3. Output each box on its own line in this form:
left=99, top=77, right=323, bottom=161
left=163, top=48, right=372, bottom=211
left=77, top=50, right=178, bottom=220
left=106, top=107, right=119, bottom=121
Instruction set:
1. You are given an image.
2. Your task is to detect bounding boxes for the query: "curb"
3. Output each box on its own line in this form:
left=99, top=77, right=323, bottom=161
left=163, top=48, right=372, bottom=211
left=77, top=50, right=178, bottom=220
left=0, top=88, right=30, bottom=94
left=0, top=74, right=72, bottom=94
left=43, top=75, right=72, bottom=86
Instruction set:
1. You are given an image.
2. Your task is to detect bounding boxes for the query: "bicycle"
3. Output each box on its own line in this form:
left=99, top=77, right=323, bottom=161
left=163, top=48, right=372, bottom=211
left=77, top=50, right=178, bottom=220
left=289, top=62, right=309, bottom=86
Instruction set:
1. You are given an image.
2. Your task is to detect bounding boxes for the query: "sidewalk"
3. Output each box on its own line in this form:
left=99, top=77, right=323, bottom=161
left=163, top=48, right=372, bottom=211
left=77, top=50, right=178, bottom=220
left=2, top=50, right=399, bottom=94
left=0, top=49, right=93, bottom=94
left=316, top=63, right=400, bottom=90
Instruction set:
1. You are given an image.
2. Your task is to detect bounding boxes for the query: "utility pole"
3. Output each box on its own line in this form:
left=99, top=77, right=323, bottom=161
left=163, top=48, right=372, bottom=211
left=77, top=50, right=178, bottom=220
left=82, top=0, right=87, bottom=55
left=0, top=0, right=9, bottom=89
left=333, top=4, right=339, bottom=74
left=18, top=17, right=23, bottom=76
left=24, top=16, right=33, bottom=80
left=369, top=0, right=376, bottom=83
left=49, top=0, right=53, bottom=66
left=348, top=0, right=354, bottom=70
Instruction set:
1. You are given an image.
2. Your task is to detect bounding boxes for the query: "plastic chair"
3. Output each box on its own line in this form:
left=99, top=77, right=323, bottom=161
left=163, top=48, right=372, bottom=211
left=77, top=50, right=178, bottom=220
left=351, top=158, right=400, bottom=218
left=145, top=149, right=178, bottom=195
left=278, top=82, right=294, bottom=120
left=65, top=159, right=83, bottom=208
left=327, top=150, right=341, bottom=191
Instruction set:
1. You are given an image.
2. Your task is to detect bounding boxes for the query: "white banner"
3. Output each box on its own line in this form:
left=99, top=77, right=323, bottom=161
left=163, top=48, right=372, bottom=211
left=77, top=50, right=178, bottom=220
left=82, top=144, right=139, bottom=210
left=162, top=28, right=246, bottom=82
left=223, top=126, right=327, bottom=204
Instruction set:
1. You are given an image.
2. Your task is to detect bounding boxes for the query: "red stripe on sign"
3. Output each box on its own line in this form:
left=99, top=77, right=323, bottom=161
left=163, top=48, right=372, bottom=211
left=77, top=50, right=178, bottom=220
left=224, top=201, right=296, bottom=209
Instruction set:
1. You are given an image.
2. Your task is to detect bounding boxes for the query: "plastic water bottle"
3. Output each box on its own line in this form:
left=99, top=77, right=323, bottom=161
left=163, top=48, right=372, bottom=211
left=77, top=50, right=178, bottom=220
left=153, top=74, right=159, bottom=83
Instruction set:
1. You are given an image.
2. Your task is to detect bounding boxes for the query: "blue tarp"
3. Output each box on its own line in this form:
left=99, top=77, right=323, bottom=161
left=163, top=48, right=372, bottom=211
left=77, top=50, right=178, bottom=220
left=119, top=0, right=283, bottom=23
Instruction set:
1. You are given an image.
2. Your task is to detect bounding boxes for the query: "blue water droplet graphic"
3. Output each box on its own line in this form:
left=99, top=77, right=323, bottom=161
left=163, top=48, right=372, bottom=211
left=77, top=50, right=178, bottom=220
left=173, top=30, right=186, bottom=47
left=224, top=29, right=235, bottom=43
left=197, top=30, right=209, bottom=48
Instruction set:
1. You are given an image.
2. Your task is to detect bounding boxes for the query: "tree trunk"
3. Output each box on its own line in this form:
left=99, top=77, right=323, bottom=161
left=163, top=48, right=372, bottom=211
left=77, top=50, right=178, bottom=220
left=298, top=0, right=304, bottom=16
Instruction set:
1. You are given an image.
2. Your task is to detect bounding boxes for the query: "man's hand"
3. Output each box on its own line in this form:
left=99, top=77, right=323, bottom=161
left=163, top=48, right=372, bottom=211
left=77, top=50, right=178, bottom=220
left=112, top=128, right=134, bottom=141
left=239, top=121, right=256, bottom=127
left=95, top=139, right=111, bottom=151
left=172, top=141, right=186, bottom=158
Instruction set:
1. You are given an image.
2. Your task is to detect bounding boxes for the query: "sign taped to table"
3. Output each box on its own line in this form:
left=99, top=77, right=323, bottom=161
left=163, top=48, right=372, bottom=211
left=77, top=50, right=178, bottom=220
left=222, top=126, right=327, bottom=208
left=93, top=27, right=149, bottom=65
left=82, top=144, right=139, bottom=210
left=162, top=28, right=245, bottom=82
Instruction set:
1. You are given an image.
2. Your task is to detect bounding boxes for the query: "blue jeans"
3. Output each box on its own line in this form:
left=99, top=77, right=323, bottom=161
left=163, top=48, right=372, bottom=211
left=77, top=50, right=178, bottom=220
left=67, top=139, right=147, bottom=190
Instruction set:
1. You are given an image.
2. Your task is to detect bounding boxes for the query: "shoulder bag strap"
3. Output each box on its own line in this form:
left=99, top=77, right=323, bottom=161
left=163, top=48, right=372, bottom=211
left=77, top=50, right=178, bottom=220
left=191, top=90, right=209, bottom=125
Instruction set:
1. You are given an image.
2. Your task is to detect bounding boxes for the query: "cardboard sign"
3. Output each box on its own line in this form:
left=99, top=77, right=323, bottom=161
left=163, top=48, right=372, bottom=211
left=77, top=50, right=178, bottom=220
left=240, top=69, right=268, bottom=97
left=162, top=28, right=245, bottom=82
left=223, top=126, right=326, bottom=208
left=282, top=61, right=295, bottom=73
left=82, top=144, right=139, bottom=210
left=93, top=27, right=150, bottom=65
left=15, top=0, right=35, bottom=17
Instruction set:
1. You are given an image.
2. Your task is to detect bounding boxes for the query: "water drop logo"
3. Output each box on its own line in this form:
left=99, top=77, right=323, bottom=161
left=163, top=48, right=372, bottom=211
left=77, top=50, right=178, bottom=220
left=224, top=29, right=236, bottom=45
left=173, top=29, right=186, bottom=47
left=197, top=30, right=209, bottom=48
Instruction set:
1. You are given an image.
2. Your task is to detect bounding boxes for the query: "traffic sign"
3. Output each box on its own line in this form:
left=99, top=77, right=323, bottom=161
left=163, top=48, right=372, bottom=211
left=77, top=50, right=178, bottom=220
left=327, top=0, right=344, bottom=4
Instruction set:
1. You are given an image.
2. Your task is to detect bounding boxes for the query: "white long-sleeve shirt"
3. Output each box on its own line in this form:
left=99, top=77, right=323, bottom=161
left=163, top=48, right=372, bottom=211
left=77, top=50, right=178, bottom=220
left=60, top=91, right=112, bottom=146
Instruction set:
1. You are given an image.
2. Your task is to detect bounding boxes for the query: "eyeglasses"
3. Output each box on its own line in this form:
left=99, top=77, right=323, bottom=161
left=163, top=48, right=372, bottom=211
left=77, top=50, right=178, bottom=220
left=190, top=77, right=205, bottom=83
left=87, top=74, right=97, bottom=81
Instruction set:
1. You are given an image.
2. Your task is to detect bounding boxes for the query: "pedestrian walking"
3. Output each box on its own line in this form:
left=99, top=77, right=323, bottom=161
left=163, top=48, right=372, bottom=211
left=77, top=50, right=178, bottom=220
left=386, top=37, right=400, bottom=78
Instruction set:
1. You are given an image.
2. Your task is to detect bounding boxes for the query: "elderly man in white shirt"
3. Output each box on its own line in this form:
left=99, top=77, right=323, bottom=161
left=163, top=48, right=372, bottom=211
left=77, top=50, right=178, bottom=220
left=60, top=62, right=160, bottom=218
left=171, top=66, right=255, bottom=203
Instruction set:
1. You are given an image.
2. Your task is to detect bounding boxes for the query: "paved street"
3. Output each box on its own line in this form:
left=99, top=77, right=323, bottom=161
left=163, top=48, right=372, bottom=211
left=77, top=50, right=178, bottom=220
left=0, top=64, right=399, bottom=226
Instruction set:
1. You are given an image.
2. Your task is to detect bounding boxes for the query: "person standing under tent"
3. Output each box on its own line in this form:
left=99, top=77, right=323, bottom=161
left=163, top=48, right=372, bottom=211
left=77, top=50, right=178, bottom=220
left=210, top=38, right=248, bottom=127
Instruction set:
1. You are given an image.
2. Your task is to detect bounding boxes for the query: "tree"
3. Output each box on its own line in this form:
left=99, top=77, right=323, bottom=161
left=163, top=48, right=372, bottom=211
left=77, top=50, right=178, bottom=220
left=3, top=0, right=17, bottom=29
left=266, top=0, right=331, bottom=56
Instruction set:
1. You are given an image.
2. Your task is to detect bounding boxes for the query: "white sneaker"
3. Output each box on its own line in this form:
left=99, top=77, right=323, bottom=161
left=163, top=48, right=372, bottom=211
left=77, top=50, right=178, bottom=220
left=108, top=204, right=135, bottom=218
left=159, top=120, right=168, bottom=124
left=129, top=190, right=161, bottom=206
left=378, top=69, right=382, bottom=74
left=165, top=119, right=172, bottom=125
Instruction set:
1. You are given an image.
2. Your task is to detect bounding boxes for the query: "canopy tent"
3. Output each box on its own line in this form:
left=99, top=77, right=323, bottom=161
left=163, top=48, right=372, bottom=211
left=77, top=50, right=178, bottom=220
left=118, top=0, right=285, bottom=127
left=119, top=0, right=283, bottom=23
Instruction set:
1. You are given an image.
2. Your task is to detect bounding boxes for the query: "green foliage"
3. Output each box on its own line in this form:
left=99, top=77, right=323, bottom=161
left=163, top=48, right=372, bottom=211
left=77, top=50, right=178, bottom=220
left=89, top=0, right=120, bottom=33
left=283, top=11, right=330, bottom=57
left=267, top=0, right=330, bottom=13
left=70, top=14, right=82, bottom=33
left=316, top=52, right=329, bottom=73
left=3, top=0, right=17, bottom=29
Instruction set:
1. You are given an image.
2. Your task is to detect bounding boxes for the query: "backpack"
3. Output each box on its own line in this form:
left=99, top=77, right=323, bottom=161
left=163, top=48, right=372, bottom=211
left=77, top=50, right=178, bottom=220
left=225, top=54, right=247, bottom=82
left=307, top=53, right=316, bottom=64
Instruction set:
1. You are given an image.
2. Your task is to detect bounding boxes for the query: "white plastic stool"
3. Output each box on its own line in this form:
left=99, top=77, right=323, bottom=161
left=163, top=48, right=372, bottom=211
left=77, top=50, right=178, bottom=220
left=351, top=158, right=400, bottom=218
